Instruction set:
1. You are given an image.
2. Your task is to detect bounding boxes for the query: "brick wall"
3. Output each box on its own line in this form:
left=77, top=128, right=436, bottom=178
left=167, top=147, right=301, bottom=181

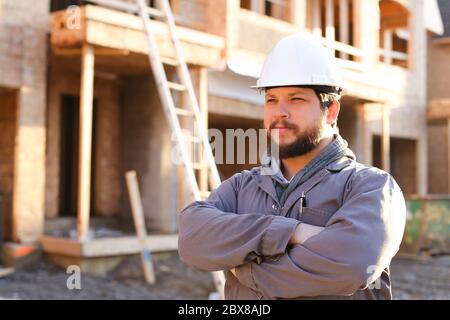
left=0, top=90, right=17, bottom=240
left=428, top=123, right=448, bottom=194
left=120, top=74, right=177, bottom=233
left=0, top=0, right=49, bottom=242
left=46, top=56, right=122, bottom=219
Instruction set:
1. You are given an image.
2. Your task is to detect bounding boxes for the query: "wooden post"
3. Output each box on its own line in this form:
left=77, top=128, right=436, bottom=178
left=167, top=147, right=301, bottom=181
left=325, top=0, right=335, bottom=56
left=381, top=104, right=390, bottom=172
left=125, top=171, right=156, bottom=284
left=77, top=44, right=95, bottom=241
left=199, top=67, right=209, bottom=193
left=226, top=0, right=240, bottom=57
left=251, top=0, right=264, bottom=14
left=384, top=29, right=393, bottom=64
left=312, top=0, right=322, bottom=38
left=339, top=0, right=349, bottom=59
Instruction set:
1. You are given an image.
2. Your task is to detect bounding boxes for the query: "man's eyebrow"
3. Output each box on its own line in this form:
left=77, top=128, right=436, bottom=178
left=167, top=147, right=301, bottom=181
left=287, top=90, right=309, bottom=97
left=265, top=89, right=310, bottom=98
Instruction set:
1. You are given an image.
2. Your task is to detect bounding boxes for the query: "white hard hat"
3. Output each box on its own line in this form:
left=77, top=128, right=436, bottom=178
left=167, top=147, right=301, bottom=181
left=253, top=33, right=346, bottom=93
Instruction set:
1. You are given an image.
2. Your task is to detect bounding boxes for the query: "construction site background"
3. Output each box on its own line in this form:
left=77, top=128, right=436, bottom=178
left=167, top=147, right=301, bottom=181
left=0, top=0, right=449, bottom=299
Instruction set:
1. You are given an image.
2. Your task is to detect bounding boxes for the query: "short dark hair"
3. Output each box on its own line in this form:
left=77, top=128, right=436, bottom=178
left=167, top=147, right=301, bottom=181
left=300, top=85, right=340, bottom=128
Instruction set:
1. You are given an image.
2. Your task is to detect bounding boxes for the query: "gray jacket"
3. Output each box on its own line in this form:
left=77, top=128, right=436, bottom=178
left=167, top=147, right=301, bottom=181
left=178, top=156, right=406, bottom=300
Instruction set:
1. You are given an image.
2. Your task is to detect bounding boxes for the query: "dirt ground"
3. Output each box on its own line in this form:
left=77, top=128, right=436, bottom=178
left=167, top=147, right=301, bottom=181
left=0, top=253, right=448, bottom=300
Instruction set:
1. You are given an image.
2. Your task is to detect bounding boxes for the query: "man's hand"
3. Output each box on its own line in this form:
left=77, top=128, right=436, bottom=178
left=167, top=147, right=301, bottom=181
left=289, top=223, right=324, bottom=245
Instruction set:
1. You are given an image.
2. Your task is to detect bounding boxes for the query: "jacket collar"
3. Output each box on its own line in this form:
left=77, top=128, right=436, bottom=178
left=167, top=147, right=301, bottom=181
left=250, top=155, right=353, bottom=206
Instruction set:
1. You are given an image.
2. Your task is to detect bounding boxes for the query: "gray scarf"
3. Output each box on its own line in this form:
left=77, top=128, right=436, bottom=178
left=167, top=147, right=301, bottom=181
left=270, top=134, right=355, bottom=206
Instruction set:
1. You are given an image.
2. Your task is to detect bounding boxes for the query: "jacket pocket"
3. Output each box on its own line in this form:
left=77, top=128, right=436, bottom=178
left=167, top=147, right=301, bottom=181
left=293, top=206, right=334, bottom=227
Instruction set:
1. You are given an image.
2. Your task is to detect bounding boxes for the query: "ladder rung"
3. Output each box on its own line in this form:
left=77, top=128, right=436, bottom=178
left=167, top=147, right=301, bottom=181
left=199, top=191, right=211, bottom=199
left=182, top=134, right=201, bottom=143
left=192, top=162, right=208, bottom=170
left=160, top=56, right=179, bottom=66
left=146, top=6, right=165, bottom=19
left=167, top=81, right=186, bottom=92
left=174, top=108, right=194, bottom=117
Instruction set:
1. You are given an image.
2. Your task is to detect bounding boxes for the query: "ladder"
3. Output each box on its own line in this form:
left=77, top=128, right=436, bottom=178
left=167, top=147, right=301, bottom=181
left=85, top=0, right=226, bottom=298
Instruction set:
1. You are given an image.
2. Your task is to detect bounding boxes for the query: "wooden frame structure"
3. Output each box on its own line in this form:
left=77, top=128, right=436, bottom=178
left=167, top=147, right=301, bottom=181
left=41, top=3, right=224, bottom=259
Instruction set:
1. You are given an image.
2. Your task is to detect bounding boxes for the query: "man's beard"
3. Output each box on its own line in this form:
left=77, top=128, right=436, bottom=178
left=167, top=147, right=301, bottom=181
left=267, top=120, right=323, bottom=159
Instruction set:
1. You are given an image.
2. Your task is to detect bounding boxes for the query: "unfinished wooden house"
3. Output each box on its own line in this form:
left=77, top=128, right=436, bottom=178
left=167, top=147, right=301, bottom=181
left=0, top=0, right=444, bottom=272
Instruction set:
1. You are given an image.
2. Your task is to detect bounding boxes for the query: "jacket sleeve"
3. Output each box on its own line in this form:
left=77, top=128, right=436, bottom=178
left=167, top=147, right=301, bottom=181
left=234, top=168, right=406, bottom=298
left=178, top=173, right=300, bottom=272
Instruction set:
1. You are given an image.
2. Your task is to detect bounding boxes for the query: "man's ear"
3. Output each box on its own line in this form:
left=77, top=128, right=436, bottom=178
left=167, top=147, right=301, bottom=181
left=327, top=100, right=340, bottom=126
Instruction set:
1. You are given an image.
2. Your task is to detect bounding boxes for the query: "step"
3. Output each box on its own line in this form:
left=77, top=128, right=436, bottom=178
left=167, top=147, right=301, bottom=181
left=192, top=162, right=208, bottom=170
left=160, top=56, right=179, bottom=66
left=174, top=107, right=194, bottom=117
left=199, top=191, right=211, bottom=199
left=182, top=134, right=201, bottom=143
left=167, top=81, right=186, bottom=92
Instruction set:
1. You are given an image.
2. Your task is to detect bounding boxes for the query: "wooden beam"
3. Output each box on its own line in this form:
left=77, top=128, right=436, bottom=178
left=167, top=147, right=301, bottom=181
left=125, top=171, right=155, bottom=284
left=53, top=46, right=130, bottom=56
left=383, top=29, right=393, bottom=64
left=251, top=0, right=264, bottom=14
left=325, top=0, right=335, bottom=56
left=40, top=234, right=179, bottom=257
left=381, top=104, right=390, bottom=172
left=0, top=268, right=14, bottom=278
left=339, top=0, right=349, bottom=59
left=312, top=0, right=322, bottom=38
left=39, top=235, right=82, bottom=256
left=77, top=44, right=95, bottom=242
left=198, top=67, right=209, bottom=193
left=291, top=0, right=307, bottom=30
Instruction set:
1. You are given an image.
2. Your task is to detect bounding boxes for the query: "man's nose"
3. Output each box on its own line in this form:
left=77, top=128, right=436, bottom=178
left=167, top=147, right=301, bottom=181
left=274, top=100, right=290, bottom=118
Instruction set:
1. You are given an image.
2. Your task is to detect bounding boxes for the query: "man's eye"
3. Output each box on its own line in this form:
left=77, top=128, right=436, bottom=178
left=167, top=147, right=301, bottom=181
left=292, top=97, right=305, bottom=101
left=266, top=99, right=276, bottom=103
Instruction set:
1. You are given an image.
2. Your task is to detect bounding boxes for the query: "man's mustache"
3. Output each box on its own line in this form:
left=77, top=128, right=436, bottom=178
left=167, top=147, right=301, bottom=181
left=269, top=120, right=298, bottom=131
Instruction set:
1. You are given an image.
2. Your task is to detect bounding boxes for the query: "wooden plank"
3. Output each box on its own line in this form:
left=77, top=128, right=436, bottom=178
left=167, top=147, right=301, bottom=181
left=84, top=5, right=224, bottom=48
left=83, top=235, right=178, bottom=257
left=339, top=0, right=349, bottom=59
left=383, top=29, right=393, bottom=64
left=84, top=20, right=222, bottom=67
left=40, top=234, right=179, bottom=257
left=125, top=170, right=155, bottom=284
left=50, top=5, right=224, bottom=67
left=198, top=67, right=209, bottom=193
left=311, top=0, right=322, bottom=37
left=39, top=235, right=82, bottom=256
left=77, top=44, right=95, bottom=241
left=325, top=0, right=335, bottom=56
left=53, top=46, right=130, bottom=56
left=0, top=267, right=14, bottom=278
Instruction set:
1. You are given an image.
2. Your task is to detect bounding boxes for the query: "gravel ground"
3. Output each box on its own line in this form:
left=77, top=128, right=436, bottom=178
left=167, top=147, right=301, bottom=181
left=0, top=253, right=448, bottom=300
left=0, top=253, right=215, bottom=300
left=390, top=255, right=450, bottom=300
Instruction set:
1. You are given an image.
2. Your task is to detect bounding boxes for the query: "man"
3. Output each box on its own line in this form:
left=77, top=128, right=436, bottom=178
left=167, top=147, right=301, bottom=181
left=178, top=34, right=406, bottom=299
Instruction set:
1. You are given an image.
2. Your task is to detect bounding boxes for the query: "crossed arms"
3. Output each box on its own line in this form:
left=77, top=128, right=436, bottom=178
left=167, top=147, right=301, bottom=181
left=178, top=170, right=406, bottom=298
